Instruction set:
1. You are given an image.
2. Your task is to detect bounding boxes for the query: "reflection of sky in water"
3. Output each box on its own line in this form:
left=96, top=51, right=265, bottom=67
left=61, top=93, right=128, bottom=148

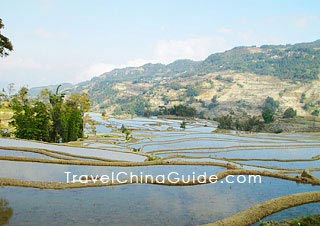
left=0, top=149, right=56, bottom=159
left=312, top=171, right=320, bottom=178
left=236, top=160, right=320, bottom=169
left=156, top=148, right=320, bottom=159
left=0, top=160, right=224, bottom=182
left=252, top=203, right=320, bottom=225
left=89, top=112, right=218, bottom=133
left=0, top=138, right=145, bottom=162
left=140, top=140, right=257, bottom=152
left=1, top=114, right=320, bottom=225
left=212, top=148, right=320, bottom=159
left=0, top=178, right=319, bottom=226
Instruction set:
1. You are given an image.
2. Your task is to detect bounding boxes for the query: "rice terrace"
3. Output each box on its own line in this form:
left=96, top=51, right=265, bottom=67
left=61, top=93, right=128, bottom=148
left=0, top=1, right=320, bottom=226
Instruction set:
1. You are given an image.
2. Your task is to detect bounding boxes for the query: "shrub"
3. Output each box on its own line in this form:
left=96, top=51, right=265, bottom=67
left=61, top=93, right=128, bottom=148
left=217, top=115, right=233, bottom=129
left=180, top=121, right=187, bottom=129
left=283, top=107, right=297, bottom=118
left=186, top=86, right=200, bottom=97
left=263, top=97, right=279, bottom=113
left=262, top=108, right=274, bottom=123
left=312, top=109, right=319, bottom=116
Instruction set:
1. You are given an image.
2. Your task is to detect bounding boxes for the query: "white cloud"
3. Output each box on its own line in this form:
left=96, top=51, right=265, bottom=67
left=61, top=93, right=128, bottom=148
left=79, top=32, right=283, bottom=82
left=153, top=36, right=229, bottom=63
left=126, top=58, right=151, bottom=67
left=78, top=63, right=119, bottom=82
left=78, top=36, right=230, bottom=81
left=78, top=59, right=151, bottom=82
left=1, top=30, right=289, bottom=89
left=0, top=56, right=53, bottom=88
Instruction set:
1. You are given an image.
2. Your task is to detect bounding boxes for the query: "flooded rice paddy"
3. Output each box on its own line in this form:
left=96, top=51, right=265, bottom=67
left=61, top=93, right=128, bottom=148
left=0, top=112, right=319, bottom=225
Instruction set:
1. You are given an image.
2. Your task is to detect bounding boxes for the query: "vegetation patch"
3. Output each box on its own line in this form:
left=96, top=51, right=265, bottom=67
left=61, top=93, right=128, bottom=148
left=202, top=191, right=320, bottom=226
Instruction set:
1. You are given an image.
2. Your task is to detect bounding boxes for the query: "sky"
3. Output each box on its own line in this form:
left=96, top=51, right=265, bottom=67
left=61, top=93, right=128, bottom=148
left=0, top=0, right=320, bottom=90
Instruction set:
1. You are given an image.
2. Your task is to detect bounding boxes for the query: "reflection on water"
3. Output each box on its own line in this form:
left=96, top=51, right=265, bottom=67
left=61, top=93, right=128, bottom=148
left=0, top=199, right=13, bottom=226
left=0, top=178, right=319, bottom=226
left=0, top=160, right=224, bottom=182
left=1, top=114, right=320, bottom=225
left=236, top=160, right=320, bottom=169
left=0, top=138, right=145, bottom=162
left=0, top=149, right=56, bottom=159
left=253, top=203, right=320, bottom=225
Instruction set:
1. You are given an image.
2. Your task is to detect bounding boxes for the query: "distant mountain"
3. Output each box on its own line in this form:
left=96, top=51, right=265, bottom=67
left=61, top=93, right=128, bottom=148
left=29, top=83, right=73, bottom=96
left=30, top=40, right=320, bottom=117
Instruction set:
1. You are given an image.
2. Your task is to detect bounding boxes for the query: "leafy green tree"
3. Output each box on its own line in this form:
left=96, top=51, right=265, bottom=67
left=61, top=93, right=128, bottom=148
left=262, top=108, right=274, bottom=123
left=168, top=104, right=197, bottom=117
left=10, top=86, right=89, bottom=143
left=49, top=85, right=65, bottom=142
left=283, top=107, right=297, bottom=118
left=33, top=101, right=51, bottom=141
left=10, top=87, right=51, bottom=141
left=263, top=97, right=279, bottom=113
left=0, top=19, right=13, bottom=57
left=62, top=100, right=82, bottom=141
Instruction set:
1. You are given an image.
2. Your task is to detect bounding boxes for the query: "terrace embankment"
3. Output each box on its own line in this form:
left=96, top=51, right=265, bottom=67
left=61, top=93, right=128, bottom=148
left=202, top=191, right=320, bottom=226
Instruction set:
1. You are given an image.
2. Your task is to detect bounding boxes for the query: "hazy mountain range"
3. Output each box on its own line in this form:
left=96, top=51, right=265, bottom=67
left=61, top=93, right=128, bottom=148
left=30, top=39, right=320, bottom=117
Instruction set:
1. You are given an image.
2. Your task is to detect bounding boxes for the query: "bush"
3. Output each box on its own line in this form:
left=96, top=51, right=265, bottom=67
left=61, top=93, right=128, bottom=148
left=208, top=96, right=218, bottom=110
left=263, top=97, right=279, bottom=113
left=283, top=107, right=297, bottom=118
left=186, top=86, right=200, bottom=97
left=217, top=115, right=233, bottom=129
left=0, top=129, right=10, bottom=137
left=180, top=121, right=187, bottom=129
left=312, top=109, right=319, bottom=116
left=164, top=105, right=197, bottom=117
left=262, top=108, right=274, bottom=123
left=235, top=116, right=263, bottom=131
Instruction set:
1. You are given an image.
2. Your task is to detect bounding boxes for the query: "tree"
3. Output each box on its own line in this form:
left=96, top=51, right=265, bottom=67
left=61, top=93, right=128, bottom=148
left=208, top=95, right=218, bottom=110
left=10, top=85, right=89, bottom=143
left=10, top=87, right=51, bottom=141
left=217, top=115, right=233, bottom=129
left=49, top=85, right=65, bottom=142
left=283, top=107, right=297, bottom=118
left=0, top=19, right=13, bottom=57
left=262, top=108, right=274, bottom=123
left=168, top=104, right=197, bottom=117
left=263, top=96, right=279, bottom=113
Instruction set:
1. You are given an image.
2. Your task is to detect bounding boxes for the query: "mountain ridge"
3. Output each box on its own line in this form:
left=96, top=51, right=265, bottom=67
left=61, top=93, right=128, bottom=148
left=30, top=39, right=320, bottom=118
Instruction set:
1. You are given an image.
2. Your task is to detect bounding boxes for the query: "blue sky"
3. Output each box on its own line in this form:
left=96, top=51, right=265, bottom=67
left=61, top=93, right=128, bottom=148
left=0, top=0, right=320, bottom=89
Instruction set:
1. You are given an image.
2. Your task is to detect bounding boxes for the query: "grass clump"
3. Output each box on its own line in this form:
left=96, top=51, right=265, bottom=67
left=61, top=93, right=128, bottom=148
left=145, top=154, right=162, bottom=161
left=258, top=215, right=320, bottom=226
